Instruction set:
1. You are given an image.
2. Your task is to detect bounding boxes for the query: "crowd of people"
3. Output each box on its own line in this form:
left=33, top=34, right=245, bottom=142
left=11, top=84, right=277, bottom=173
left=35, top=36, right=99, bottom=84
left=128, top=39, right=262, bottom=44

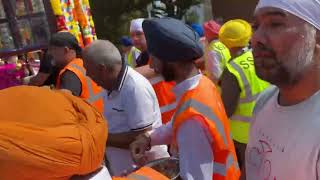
left=0, top=0, right=320, bottom=179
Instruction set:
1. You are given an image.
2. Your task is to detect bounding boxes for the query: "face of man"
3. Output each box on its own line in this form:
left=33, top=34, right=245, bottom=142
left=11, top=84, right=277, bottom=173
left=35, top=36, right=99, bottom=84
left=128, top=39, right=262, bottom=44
left=83, top=57, right=113, bottom=91
left=150, top=55, right=176, bottom=82
left=252, top=7, right=317, bottom=87
left=48, top=46, right=74, bottom=68
left=130, top=31, right=147, bottom=51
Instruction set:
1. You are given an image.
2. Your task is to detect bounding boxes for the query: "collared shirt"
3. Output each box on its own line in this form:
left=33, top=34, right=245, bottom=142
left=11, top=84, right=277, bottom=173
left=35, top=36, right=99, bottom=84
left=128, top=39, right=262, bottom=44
left=150, top=74, right=214, bottom=180
left=103, top=65, right=169, bottom=176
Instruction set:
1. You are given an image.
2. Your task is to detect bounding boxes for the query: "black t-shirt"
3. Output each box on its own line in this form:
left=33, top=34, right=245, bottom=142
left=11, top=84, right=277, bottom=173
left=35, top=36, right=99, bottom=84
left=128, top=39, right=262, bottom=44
left=59, top=70, right=82, bottom=96
left=38, top=53, right=57, bottom=86
left=39, top=53, right=54, bottom=74
left=42, top=67, right=59, bottom=86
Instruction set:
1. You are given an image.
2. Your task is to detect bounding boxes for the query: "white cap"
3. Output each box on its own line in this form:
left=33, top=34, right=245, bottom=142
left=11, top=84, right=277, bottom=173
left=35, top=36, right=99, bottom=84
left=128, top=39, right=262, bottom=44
left=130, top=18, right=145, bottom=32
left=255, top=0, right=320, bottom=30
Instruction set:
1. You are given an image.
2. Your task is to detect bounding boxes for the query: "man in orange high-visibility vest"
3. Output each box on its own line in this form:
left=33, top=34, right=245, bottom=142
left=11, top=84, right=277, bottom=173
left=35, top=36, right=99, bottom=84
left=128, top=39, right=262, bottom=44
left=130, top=18, right=240, bottom=180
left=48, top=32, right=104, bottom=112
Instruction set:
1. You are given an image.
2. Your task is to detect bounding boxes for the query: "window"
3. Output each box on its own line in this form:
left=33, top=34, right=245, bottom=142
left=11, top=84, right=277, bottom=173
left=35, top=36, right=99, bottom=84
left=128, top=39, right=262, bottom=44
left=0, top=23, right=15, bottom=50
left=0, top=0, right=52, bottom=55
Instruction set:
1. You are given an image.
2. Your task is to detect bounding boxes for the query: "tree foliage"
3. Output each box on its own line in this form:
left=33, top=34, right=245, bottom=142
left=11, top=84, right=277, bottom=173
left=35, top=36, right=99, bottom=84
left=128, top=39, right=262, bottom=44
left=90, top=0, right=202, bottom=44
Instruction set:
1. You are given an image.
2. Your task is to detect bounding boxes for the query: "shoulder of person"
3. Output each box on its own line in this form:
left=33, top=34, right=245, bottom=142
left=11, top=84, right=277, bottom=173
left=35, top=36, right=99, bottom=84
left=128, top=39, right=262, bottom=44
left=253, top=85, right=279, bottom=116
left=125, top=67, right=154, bottom=89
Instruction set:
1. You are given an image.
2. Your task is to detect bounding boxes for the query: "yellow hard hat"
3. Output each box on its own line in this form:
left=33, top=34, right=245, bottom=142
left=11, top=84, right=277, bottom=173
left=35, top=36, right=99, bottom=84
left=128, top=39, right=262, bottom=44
left=219, top=19, right=252, bottom=49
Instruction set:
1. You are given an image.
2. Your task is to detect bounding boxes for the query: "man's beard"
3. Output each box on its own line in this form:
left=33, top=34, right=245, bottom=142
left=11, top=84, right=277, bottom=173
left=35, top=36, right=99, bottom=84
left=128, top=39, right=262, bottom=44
left=161, top=62, right=176, bottom=82
left=254, top=35, right=315, bottom=87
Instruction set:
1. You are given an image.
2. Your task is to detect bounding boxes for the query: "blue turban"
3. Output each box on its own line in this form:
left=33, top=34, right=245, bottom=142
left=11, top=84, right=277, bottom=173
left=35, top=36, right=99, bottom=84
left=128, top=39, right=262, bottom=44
left=120, top=36, right=133, bottom=47
left=191, top=23, right=204, bottom=37
left=143, top=18, right=203, bottom=62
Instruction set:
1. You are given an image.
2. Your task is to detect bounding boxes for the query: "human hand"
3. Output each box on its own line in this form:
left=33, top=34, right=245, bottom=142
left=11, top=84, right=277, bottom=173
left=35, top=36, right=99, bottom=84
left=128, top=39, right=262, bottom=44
left=130, top=133, right=151, bottom=166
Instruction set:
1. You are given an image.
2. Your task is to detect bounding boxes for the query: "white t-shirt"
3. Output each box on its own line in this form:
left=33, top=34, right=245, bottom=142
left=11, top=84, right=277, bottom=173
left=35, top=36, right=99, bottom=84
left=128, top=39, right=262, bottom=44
left=246, top=87, right=320, bottom=180
left=103, top=66, right=168, bottom=176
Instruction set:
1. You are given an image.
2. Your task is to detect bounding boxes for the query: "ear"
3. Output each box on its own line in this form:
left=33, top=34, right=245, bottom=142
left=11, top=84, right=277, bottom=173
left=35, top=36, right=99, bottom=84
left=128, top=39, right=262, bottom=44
left=97, top=63, right=106, bottom=72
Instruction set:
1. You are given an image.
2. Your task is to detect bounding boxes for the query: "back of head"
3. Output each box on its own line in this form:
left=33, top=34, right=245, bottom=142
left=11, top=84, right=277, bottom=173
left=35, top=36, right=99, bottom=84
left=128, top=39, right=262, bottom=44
left=49, top=31, right=82, bottom=56
left=83, top=40, right=122, bottom=68
left=120, top=36, right=133, bottom=47
left=48, top=31, right=82, bottom=68
left=203, top=20, right=221, bottom=42
left=219, top=19, right=252, bottom=49
left=0, top=86, right=107, bottom=179
left=191, top=23, right=204, bottom=37
left=143, top=17, right=203, bottom=63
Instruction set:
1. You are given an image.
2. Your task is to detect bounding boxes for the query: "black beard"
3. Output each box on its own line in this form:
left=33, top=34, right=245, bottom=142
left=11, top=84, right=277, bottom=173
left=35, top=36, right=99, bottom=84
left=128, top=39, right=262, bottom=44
left=161, top=62, right=176, bottom=82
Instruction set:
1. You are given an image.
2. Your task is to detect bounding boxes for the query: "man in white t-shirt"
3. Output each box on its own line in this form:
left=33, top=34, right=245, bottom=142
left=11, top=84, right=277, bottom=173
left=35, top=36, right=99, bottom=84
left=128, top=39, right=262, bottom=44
left=82, top=40, right=169, bottom=176
left=246, top=0, right=320, bottom=179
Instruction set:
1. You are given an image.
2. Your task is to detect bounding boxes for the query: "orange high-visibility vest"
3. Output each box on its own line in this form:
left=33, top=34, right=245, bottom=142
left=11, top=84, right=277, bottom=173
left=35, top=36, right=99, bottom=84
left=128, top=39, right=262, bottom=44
left=149, top=76, right=176, bottom=124
left=113, top=167, right=169, bottom=180
left=172, top=76, right=240, bottom=180
left=136, top=65, right=176, bottom=124
left=56, top=58, right=104, bottom=113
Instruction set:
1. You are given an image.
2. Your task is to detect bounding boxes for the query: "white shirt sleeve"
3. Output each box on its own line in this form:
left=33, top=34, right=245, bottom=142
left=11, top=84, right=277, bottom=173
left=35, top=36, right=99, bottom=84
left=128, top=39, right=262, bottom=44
left=124, top=85, right=160, bottom=131
left=177, top=118, right=214, bottom=180
left=207, top=50, right=223, bottom=80
left=150, top=121, right=173, bottom=146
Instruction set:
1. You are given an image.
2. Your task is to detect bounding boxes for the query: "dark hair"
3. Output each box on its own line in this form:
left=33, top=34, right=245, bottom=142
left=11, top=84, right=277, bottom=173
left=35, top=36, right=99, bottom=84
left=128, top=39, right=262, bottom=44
left=50, top=32, right=82, bottom=57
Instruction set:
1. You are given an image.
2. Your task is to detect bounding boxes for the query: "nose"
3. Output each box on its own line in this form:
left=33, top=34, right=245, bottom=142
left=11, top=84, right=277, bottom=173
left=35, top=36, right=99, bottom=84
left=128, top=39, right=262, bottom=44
left=131, top=34, right=138, bottom=41
left=251, top=25, right=268, bottom=51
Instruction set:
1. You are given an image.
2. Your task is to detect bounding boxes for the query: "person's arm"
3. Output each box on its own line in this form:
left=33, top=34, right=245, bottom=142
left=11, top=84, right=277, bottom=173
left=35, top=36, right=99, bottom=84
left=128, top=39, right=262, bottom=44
left=177, top=119, right=213, bottom=180
left=220, top=69, right=241, bottom=117
left=107, top=127, right=152, bottom=149
left=130, top=122, right=172, bottom=165
left=150, top=121, right=173, bottom=146
left=28, top=73, right=49, bottom=86
left=59, top=70, right=82, bottom=96
left=107, top=83, right=160, bottom=149
left=207, top=50, right=223, bottom=84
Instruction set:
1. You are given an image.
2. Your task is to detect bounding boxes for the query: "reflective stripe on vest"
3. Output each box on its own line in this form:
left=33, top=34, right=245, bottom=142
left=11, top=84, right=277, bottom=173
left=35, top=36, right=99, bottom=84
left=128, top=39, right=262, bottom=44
left=213, top=153, right=240, bottom=176
left=227, top=50, right=269, bottom=143
left=69, top=64, right=105, bottom=103
left=229, top=61, right=261, bottom=104
left=173, top=98, right=228, bottom=145
left=149, top=76, right=163, bottom=85
left=160, top=102, right=177, bottom=114
left=172, top=76, right=240, bottom=179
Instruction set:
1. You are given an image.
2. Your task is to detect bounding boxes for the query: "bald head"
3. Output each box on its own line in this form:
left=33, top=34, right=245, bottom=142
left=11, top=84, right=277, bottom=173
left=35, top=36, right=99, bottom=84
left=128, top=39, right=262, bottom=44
left=83, top=40, right=122, bottom=69
left=83, top=40, right=123, bottom=90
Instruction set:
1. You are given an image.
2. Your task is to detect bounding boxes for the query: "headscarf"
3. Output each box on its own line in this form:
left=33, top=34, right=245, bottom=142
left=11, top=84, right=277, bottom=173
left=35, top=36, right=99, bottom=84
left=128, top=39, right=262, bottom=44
left=255, top=0, right=320, bottom=30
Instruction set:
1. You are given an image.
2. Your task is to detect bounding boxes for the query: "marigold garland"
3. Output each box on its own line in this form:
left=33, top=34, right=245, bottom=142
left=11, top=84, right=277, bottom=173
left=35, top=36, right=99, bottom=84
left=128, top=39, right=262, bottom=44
left=50, top=0, right=63, bottom=16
